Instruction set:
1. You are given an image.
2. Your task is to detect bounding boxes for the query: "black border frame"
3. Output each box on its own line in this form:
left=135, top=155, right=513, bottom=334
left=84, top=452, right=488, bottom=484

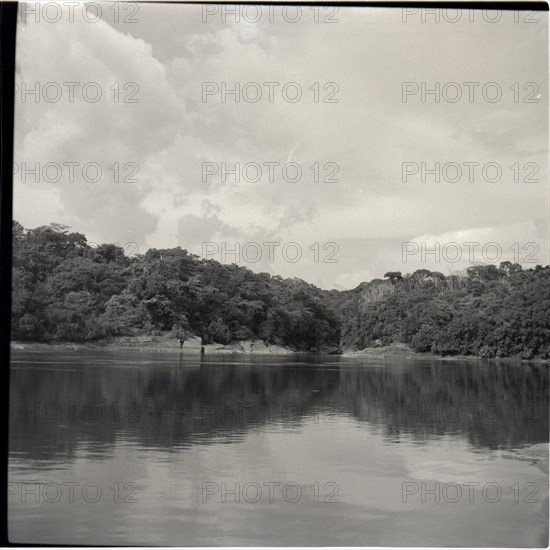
left=0, top=1, right=548, bottom=546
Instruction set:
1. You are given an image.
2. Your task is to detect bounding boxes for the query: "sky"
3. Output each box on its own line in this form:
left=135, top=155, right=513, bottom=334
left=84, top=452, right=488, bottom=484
left=13, top=3, right=549, bottom=289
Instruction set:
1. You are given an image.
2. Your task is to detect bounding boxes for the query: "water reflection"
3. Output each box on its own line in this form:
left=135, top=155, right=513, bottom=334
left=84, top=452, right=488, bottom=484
left=10, top=352, right=549, bottom=459
left=8, top=352, right=549, bottom=546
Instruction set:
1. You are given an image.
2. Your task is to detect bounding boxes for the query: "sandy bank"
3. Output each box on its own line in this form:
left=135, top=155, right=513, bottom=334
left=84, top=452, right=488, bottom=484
left=10, top=335, right=295, bottom=355
left=10, top=339, right=549, bottom=362
left=341, top=344, right=549, bottom=363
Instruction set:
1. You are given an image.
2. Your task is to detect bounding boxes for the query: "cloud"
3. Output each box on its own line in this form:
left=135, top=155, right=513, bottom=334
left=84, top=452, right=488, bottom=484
left=15, top=10, right=185, bottom=245
left=401, top=220, right=549, bottom=274
left=13, top=5, right=548, bottom=289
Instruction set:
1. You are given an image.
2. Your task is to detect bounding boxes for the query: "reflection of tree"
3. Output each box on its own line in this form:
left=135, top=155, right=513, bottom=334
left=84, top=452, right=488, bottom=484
left=9, top=355, right=549, bottom=464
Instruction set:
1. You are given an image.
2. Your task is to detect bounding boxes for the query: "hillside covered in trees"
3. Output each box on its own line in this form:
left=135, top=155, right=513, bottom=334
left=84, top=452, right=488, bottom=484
left=11, top=221, right=550, bottom=359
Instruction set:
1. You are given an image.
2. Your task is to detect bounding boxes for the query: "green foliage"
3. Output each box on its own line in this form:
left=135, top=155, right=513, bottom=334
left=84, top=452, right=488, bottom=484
left=11, top=221, right=550, bottom=358
left=341, top=265, right=550, bottom=359
left=11, top=221, right=340, bottom=351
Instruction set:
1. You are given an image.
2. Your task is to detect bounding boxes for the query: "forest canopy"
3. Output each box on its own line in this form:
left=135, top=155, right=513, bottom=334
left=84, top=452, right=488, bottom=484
left=11, top=221, right=550, bottom=358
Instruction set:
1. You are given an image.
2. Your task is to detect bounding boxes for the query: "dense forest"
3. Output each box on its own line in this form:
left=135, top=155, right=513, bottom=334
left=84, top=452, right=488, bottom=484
left=11, top=221, right=550, bottom=358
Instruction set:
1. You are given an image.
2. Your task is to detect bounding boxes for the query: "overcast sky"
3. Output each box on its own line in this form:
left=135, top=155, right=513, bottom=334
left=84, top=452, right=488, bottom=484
left=14, top=3, right=549, bottom=289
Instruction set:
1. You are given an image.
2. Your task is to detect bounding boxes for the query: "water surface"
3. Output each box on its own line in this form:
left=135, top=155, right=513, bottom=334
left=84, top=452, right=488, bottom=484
left=9, top=351, right=549, bottom=546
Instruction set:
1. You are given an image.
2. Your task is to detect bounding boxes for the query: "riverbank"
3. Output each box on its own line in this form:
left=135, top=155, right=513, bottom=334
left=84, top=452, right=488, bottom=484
left=10, top=335, right=296, bottom=355
left=10, top=338, right=549, bottom=362
left=341, top=343, right=550, bottom=363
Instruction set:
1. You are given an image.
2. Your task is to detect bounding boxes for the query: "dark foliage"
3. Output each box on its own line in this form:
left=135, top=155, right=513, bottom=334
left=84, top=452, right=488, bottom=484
left=11, top=221, right=550, bottom=358
left=339, top=264, right=550, bottom=359
left=11, top=221, right=340, bottom=351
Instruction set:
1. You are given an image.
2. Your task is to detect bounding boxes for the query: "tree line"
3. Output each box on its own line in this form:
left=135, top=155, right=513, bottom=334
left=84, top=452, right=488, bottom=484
left=11, top=221, right=550, bottom=358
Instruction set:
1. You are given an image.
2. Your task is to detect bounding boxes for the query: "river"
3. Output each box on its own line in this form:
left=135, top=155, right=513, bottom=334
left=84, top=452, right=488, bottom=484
left=8, top=351, right=549, bottom=546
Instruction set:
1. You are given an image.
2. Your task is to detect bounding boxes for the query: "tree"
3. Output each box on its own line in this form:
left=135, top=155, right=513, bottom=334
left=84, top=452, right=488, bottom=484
left=172, top=315, right=191, bottom=348
left=11, top=220, right=550, bottom=359
left=384, top=272, right=403, bottom=286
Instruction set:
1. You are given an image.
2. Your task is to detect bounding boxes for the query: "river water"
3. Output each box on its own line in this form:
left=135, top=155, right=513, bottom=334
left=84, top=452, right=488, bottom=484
left=8, top=351, right=549, bottom=546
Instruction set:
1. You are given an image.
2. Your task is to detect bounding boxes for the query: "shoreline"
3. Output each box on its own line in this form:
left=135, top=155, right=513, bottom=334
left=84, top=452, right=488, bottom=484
left=341, top=347, right=550, bottom=364
left=9, top=339, right=550, bottom=363
left=10, top=337, right=296, bottom=356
